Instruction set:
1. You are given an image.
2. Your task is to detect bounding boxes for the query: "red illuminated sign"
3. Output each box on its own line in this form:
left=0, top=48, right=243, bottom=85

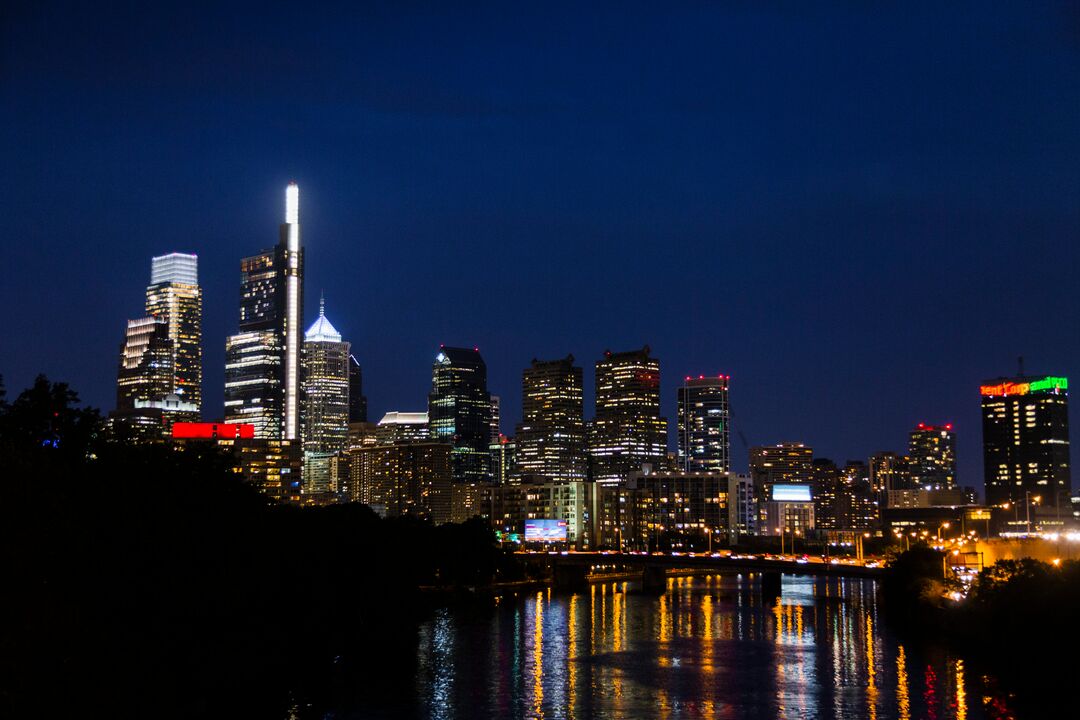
left=172, top=423, right=255, bottom=440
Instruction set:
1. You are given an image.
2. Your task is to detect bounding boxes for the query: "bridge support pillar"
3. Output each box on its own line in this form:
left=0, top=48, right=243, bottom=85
left=761, top=571, right=782, bottom=599
left=553, top=563, right=588, bottom=591
left=642, top=565, right=668, bottom=593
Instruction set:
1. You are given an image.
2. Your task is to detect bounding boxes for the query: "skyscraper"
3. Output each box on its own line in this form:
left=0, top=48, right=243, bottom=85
left=108, top=252, right=202, bottom=440
left=676, top=375, right=731, bottom=473
left=515, top=355, right=587, bottom=484
left=348, top=354, right=368, bottom=423
left=145, top=252, right=202, bottom=412
left=749, top=442, right=813, bottom=527
left=301, top=299, right=349, bottom=497
left=908, top=423, right=956, bottom=490
left=225, top=183, right=305, bottom=439
left=428, top=346, right=492, bottom=484
left=981, top=374, right=1070, bottom=508
left=588, top=346, right=668, bottom=485
left=115, top=317, right=176, bottom=414
left=489, top=395, right=501, bottom=445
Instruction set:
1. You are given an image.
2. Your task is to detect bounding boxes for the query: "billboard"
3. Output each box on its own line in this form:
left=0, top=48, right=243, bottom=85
left=524, top=519, right=568, bottom=542
left=771, top=484, right=812, bottom=502
left=172, top=422, right=255, bottom=440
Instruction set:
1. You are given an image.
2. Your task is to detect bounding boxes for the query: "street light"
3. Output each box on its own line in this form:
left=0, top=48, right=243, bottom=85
left=1025, top=492, right=1042, bottom=535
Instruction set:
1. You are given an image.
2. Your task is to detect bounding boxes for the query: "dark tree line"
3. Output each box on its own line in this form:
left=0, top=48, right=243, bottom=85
left=882, top=545, right=1080, bottom=714
left=0, top=375, right=513, bottom=718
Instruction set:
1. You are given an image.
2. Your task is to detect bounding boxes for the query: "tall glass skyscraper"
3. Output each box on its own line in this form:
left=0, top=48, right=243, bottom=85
left=981, top=374, right=1070, bottom=508
left=109, top=253, right=201, bottom=440
left=515, top=355, right=586, bottom=483
left=676, top=375, right=731, bottom=473
left=428, top=346, right=492, bottom=484
left=302, top=299, right=350, bottom=455
left=588, top=346, right=668, bottom=485
left=225, top=183, right=305, bottom=439
left=145, top=252, right=202, bottom=412
left=301, top=299, right=350, bottom=495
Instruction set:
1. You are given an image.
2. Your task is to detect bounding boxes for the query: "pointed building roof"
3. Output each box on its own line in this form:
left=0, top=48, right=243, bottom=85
left=305, top=296, right=342, bottom=343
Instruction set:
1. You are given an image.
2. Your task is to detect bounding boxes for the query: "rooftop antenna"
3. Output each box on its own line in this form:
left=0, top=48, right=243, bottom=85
left=1018, top=355, right=1025, bottom=377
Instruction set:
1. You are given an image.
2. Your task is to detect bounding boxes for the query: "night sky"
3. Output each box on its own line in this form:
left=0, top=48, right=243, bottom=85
left=3, top=2, right=1079, bottom=488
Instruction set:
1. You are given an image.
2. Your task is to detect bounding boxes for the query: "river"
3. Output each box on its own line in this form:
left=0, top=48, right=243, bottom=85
left=298, top=574, right=1017, bottom=719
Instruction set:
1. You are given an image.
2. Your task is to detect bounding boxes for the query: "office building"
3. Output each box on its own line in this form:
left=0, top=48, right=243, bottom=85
left=908, top=423, right=956, bottom=490
left=348, top=354, right=368, bottom=423
left=490, top=435, right=519, bottom=485
left=301, top=299, right=350, bottom=495
left=224, top=183, right=305, bottom=440
left=515, top=355, right=587, bottom=484
left=351, top=441, right=452, bottom=522
left=588, top=346, right=668, bottom=485
left=223, top=331, right=283, bottom=439
left=428, top=346, right=492, bottom=484
left=981, top=374, right=1070, bottom=508
left=676, top=375, right=731, bottom=473
left=489, top=395, right=501, bottom=444
left=870, top=451, right=912, bottom=493
left=376, top=412, right=430, bottom=443
left=144, top=252, right=202, bottom=412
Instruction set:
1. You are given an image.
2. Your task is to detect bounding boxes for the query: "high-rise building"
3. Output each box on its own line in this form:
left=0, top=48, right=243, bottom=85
left=145, top=252, right=202, bottom=412
left=515, top=355, right=587, bottom=484
left=908, top=423, right=956, bottom=490
left=870, top=451, right=912, bottom=493
left=348, top=354, right=368, bottom=423
left=376, top=412, right=430, bottom=443
left=840, top=460, right=879, bottom=530
left=223, top=331, right=283, bottom=438
left=749, top=443, right=813, bottom=488
left=351, top=441, right=453, bottom=523
left=489, top=395, right=501, bottom=445
left=981, top=374, right=1070, bottom=508
left=490, top=435, right=519, bottom=485
left=115, top=317, right=175, bottom=415
left=428, top=346, right=492, bottom=484
left=676, top=375, right=731, bottom=473
left=588, top=347, right=668, bottom=485
left=301, top=299, right=350, bottom=495
left=225, top=183, right=305, bottom=439
left=749, top=442, right=814, bottom=529
left=811, top=458, right=841, bottom=530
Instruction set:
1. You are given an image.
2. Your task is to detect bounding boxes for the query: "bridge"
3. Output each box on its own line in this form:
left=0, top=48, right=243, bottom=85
left=520, top=551, right=883, bottom=593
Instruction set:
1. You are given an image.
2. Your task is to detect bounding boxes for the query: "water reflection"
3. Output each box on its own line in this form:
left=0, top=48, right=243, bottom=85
left=408, top=574, right=1013, bottom=719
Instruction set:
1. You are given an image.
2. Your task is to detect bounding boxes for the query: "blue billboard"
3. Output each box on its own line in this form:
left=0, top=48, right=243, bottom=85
left=524, top=518, right=568, bottom=542
left=771, top=484, right=812, bottom=502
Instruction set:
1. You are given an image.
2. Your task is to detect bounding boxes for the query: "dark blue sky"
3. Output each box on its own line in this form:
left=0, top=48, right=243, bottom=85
left=3, top=2, right=1079, bottom=486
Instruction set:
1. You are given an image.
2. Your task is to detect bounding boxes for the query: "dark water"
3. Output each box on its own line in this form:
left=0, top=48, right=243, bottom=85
left=305, top=574, right=1017, bottom=719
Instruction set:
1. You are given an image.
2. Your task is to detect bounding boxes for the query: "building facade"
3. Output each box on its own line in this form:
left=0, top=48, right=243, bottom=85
left=588, top=346, right=668, bottom=485
left=908, top=423, right=956, bottom=490
left=515, top=355, right=587, bottom=484
left=224, top=183, right=305, bottom=440
left=348, top=354, right=368, bottom=423
left=301, top=299, right=350, bottom=495
left=981, top=375, right=1070, bottom=508
left=145, top=252, right=202, bottom=412
left=676, top=375, right=731, bottom=473
left=428, top=347, right=492, bottom=484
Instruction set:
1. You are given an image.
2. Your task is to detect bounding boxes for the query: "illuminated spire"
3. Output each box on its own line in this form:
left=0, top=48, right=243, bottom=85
left=286, top=182, right=299, bottom=225
left=305, top=295, right=341, bottom=343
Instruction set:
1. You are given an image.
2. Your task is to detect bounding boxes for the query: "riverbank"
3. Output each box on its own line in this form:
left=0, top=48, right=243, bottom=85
left=882, top=546, right=1080, bottom=715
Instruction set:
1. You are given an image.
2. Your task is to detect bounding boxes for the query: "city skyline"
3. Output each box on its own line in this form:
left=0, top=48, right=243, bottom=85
left=4, top=3, right=1080, bottom=489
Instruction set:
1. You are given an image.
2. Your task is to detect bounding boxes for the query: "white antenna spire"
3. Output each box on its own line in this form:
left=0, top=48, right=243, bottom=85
left=285, top=182, right=299, bottom=224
